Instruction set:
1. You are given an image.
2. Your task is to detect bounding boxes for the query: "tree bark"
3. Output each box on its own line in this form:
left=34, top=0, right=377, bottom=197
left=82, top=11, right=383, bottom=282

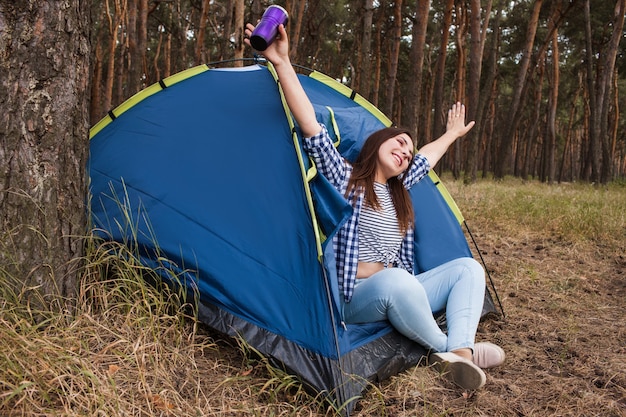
left=463, top=0, right=488, bottom=184
left=195, top=0, right=210, bottom=65
left=359, top=0, right=374, bottom=99
left=432, top=0, right=454, bottom=142
left=598, top=0, right=626, bottom=182
left=476, top=2, right=501, bottom=178
left=122, top=0, right=146, bottom=88
left=544, top=9, right=560, bottom=184
left=137, top=0, right=148, bottom=86
left=451, top=2, right=468, bottom=178
left=383, top=0, right=402, bottom=117
left=523, top=65, right=544, bottom=180
left=583, top=0, right=599, bottom=181
left=233, top=0, right=244, bottom=65
left=372, top=7, right=383, bottom=108
left=286, top=0, right=307, bottom=62
left=164, top=4, right=172, bottom=78
left=127, top=0, right=139, bottom=93
left=0, top=0, right=91, bottom=300
left=407, top=0, right=430, bottom=141
left=91, top=35, right=104, bottom=123
left=559, top=76, right=581, bottom=183
left=103, top=0, right=123, bottom=112
left=494, top=0, right=543, bottom=179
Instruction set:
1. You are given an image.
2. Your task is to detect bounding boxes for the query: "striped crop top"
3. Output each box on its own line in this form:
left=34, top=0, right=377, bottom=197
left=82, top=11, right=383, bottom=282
left=357, top=182, right=403, bottom=266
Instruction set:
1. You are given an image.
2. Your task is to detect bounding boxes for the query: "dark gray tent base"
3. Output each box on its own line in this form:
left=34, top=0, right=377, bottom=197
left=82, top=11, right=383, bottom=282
left=195, top=296, right=429, bottom=415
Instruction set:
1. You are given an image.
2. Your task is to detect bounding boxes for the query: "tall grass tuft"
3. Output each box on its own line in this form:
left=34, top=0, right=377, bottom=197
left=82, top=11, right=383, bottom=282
left=0, top=232, right=218, bottom=416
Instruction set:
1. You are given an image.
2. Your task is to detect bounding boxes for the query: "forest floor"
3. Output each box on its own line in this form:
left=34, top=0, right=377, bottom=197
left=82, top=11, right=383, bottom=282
left=1, top=178, right=625, bottom=416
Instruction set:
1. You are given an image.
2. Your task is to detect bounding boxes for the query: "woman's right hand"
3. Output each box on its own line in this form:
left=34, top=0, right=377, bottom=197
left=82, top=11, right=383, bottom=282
left=244, top=22, right=290, bottom=67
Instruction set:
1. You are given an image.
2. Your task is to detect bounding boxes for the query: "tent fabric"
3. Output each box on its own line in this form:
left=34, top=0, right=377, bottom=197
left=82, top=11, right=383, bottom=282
left=88, top=63, right=498, bottom=414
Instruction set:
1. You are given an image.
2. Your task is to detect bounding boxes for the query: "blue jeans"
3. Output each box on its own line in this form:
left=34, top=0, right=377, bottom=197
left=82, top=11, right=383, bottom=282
left=341, top=257, right=485, bottom=352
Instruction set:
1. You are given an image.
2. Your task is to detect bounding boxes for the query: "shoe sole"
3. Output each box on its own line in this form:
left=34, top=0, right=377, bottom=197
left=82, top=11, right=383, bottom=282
left=430, top=352, right=486, bottom=390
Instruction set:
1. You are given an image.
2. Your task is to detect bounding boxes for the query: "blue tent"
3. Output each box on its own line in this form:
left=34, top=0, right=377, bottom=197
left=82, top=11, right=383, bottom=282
left=89, top=62, right=498, bottom=414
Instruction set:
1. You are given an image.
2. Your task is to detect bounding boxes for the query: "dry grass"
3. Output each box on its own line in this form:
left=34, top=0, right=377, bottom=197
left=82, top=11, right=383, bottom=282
left=1, top=177, right=625, bottom=416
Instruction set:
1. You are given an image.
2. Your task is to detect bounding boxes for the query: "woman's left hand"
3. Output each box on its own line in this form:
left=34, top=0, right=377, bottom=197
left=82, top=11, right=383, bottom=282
left=446, top=102, right=475, bottom=138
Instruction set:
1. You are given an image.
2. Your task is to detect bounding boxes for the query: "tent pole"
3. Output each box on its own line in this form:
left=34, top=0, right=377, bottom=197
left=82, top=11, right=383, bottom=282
left=463, top=221, right=506, bottom=319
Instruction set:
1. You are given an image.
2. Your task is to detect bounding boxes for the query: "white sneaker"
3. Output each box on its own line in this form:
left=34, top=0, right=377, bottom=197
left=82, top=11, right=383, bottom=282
left=429, top=351, right=486, bottom=390
left=473, top=342, right=505, bottom=369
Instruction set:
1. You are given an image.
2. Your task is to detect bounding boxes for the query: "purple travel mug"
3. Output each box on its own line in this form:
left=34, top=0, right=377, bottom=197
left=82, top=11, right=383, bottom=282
left=250, top=5, right=289, bottom=51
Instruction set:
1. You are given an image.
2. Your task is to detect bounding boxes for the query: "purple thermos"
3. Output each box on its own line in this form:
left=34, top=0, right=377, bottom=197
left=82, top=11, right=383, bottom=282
left=250, top=5, right=289, bottom=51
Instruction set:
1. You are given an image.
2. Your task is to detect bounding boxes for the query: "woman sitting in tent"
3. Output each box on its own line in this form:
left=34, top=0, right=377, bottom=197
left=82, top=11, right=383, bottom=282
left=245, top=22, right=504, bottom=390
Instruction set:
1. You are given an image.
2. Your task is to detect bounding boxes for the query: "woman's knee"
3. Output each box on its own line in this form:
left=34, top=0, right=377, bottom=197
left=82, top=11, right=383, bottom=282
left=456, top=257, right=485, bottom=286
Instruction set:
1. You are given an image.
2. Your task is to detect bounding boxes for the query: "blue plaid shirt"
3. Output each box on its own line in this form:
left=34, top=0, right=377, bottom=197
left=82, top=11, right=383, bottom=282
left=303, top=124, right=430, bottom=302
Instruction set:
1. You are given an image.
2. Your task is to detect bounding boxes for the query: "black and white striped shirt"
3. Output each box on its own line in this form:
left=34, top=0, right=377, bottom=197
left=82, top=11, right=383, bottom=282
left=357, top=182, right=403, bottom=266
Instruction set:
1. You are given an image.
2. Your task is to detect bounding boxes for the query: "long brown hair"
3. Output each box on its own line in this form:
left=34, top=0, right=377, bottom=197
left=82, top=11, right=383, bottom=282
left=346, top=127, right=415, bottom=233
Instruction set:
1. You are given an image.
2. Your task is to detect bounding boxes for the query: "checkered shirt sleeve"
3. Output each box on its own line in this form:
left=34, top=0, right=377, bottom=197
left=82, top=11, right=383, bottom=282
left=301, top=124, right=350, bottom=193
left=303, top=125, right=359, bottom=301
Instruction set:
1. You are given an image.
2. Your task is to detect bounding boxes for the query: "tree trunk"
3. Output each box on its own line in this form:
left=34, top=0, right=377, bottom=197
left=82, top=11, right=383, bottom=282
left=287, top=0, right=306, bottom=61
left=384, top=0, right=402, bottom=117
left=219, top=0, right=234, bottom=61
left=544, top=11, right=559, bottom=184
left=372, top=8, right=383, bottom=108
left=407, top=0, right=430, bottom=141
left=463, top=0, right=488, bottom=184
left=476, top=2, right=501, bottom=178
left=164, top=6, right=172, bottom=78
left=526, top=63, right=543, bottom=179
left=138, top=0, right=148, bottom=86
left=91, top=38, right=104, bottom=123
left=610, top=69, right=620, bottom=179
left=359, top=0, right=375, bottom=99
left=521, top=68, right=543, bottom=180
left=122, top=0, right=146, bottom=89
left=104, top=0, right=123, bottom=112
left=0, top=0, right=90, bottom=300
left=494, top=0, right=543, bottom=179
left=233, top=0, right=244, bottom=65
left=432, top=0, right=454, bottom=142
left=127, top=0, right=139, bottom=93
left=559, top=78, right=581, bottom=183
left=598, top=0, right=626, bottom=182
left=452, top=3, right=468, bottom=179
left=583, top=0, right=599, bottom=182
left=454, top=4, right=467, bottom=103
left=483, top=87, right=497, bottom=177
left=153, top=27, right=163, bottom=80
left=174, top=0, right=189, bottom=73
left=195, top=0, right=210, bottom=65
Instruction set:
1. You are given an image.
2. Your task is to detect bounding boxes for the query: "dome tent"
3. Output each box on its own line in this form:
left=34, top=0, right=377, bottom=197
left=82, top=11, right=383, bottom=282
left=88, top=61, right=499, bottom=415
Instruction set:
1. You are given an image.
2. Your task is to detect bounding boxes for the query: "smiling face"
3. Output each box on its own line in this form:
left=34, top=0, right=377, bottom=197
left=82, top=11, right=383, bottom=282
left=375, top=133, right=414, bottom=182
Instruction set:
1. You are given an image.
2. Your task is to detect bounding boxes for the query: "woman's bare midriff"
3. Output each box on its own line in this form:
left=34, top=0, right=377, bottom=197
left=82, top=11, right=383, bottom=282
left=356, top=261, right=393, bottom=279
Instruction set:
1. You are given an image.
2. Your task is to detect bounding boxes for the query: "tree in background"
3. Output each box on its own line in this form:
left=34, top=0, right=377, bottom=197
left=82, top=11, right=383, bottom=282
left=583, top=0, right=625, bottom=183
left=0, top=0, right=91, bottom=300
left=76, top=1, right=626, bottom=187
left=493, top=0, right=543, bottom=180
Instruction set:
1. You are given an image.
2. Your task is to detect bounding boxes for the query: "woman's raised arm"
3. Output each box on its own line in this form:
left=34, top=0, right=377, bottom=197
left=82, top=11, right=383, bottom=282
left=244, top=23, right=321, bottom=138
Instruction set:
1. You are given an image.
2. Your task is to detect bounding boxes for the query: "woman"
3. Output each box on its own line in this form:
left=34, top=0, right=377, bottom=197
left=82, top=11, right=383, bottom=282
left=245, top=22, right=504, bottom=390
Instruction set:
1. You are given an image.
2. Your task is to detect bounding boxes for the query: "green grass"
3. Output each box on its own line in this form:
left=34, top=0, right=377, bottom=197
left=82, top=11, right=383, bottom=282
left=444, top=176, right=626, bottom=248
